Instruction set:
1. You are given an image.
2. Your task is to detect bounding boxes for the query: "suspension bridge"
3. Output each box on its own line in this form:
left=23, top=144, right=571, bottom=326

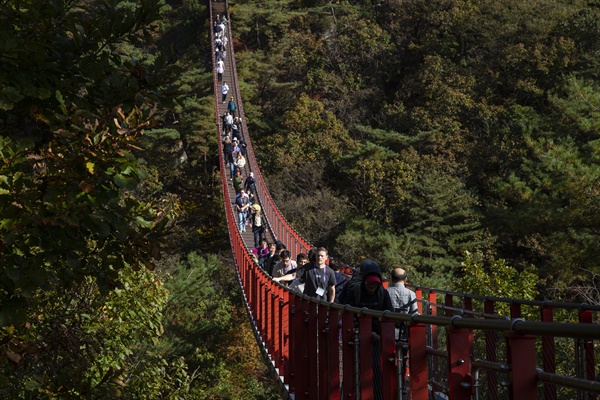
left=209, top=1, right=600, bottom=399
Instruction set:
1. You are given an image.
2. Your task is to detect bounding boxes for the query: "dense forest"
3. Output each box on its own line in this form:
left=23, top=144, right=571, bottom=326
left=0, top=0, right=598, bottom=398
left=0, top=0, right=277, bottom=398
left=231, top=0, right=600, bottom=299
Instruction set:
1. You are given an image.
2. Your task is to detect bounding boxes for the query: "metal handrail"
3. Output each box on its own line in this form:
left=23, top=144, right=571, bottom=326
left=537, top=369, right=600, bottom=393
left=411, top=285, right=600, bottom=313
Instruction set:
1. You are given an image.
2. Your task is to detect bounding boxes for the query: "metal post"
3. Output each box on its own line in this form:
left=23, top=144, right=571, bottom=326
left=318, top=303, right=329, bottom=400
left=294, top=297, right=309, bottom=399
left=359, top=314, right=374, bottom=400
left=281, top=289, right=290, bottom=384
left=447, top=326, right=473, bottom=400
left=409, top=323, right=428, bottom=400
left=307, top=301, right=318, bottom=399
left=510, top=302, right=522, bottom=319
left=272, top=285, right=281, bottom=369
left=506, top=332, right=537, bottom=400
left=445, top=293, right=454, bottom=317
left=342, top=310, right=356, bottom=399
left=381, top=319, right=398, bottom=400
left=328, top=308, right=341, bottom=400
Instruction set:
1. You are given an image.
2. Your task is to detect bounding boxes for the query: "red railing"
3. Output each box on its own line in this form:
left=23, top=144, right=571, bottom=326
left=210, top=1, right=600, bottom=399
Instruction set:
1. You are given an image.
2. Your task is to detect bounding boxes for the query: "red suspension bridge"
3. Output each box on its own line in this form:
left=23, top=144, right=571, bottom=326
left=209, top=1, right=600, bottom=399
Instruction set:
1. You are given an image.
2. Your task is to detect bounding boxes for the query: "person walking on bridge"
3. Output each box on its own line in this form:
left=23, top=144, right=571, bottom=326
left=235, top=190, right=250, bottom=233
left=221, top=81, right=229, bottom=103
left=244, top=172, right=256, bottom=198
left=234, top=151, right=246, bottom=175
left=228, top=97, right=237, bottom=118
left=388, top=268, right=419, bottom=336
left=388, top=268, right=419, bottom=399
left=344, top=259, right=393, bottom=400
left=216, top=58, right=224, bottom=82
left=250, top=207, right=266, bottom=249
left=299, top=247, right=336, bottom=302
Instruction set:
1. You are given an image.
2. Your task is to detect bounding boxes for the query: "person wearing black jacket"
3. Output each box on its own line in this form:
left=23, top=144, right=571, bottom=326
left=344, top=259, right=393, bottom=400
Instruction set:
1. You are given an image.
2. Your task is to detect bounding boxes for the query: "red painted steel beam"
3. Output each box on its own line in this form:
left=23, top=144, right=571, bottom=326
left=579, top=310, right=596, bottom=396
left=380, top=319, right=398, bottom=400
left=328, top=309, right=341, bottom=400
left=294, top=297, right=310, bottom=398
left=307, top=302, right=318, bottom=399
left=506, top=332, right=538, bottom=400
left=409, top=323, right=428, bottom=400
left=318, top=304, right=329, bottom=399
left=281, top=288, right=290, bottom=382
left=342, top=310, right=356, bottom=400
left=358, top=315, right=374, bottom=400
left=272, top=285, right=281, bottom=370
left=447, top=327, right=473, bottom=400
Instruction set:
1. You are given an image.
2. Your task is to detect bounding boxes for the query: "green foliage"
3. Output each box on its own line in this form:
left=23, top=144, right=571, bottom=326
left=0, top=266, right=193, bottom=399
left=0, top=0, right=180, bottom=325
left=230, top=0, right=305, bottom=50
left=0, top=1, right=271, bottom=399
left=340, top=140, right=415, bottom=225
left=403, top=165, right=490, bottom=277
left=234, top=0, right=600, bottom=299
left=334, top=217, right=412, bottom=270
left=458, top=251, right=539, bottom=319
left=158, top=253, right=278, bottom=399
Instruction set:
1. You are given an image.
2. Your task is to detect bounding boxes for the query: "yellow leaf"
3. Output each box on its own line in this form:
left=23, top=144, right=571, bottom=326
left=86, top=161, right=95, bottom=175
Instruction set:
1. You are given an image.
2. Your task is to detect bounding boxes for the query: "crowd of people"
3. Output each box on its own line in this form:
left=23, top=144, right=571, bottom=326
left=214, top=12, right=416, bottom=399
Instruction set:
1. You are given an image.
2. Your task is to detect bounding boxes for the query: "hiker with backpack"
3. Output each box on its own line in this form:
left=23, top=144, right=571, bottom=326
left=228, top=97, right=237, bottom=117
left=388, top=268, right=419, bottom=339
left=388, top=268, right=419, bottom=399
left=343, top=259, right=393, bottom=400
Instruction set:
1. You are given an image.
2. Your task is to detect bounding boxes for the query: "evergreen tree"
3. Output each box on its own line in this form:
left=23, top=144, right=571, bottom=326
left=402, top=165, right=490, bottom=284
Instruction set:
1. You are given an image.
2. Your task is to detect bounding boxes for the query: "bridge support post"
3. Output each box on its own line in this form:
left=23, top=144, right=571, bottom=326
left=579, top=310, right=596, bottom=400
left=447, top=326, right=473, bottom=400
left=318, top=303, right=329, bottom=400
left=342, top=309, right=356, bottom=399
left=328, top=309, right=341, bottom=400
left=380, top=319, right=398, bottom=400
left=307, top=301, right=318, bottom=399
left=290, top=296, right=309, bottom=398
left=409, top=323, right=428, bottom=400
left=358, top=314, right=374, bottom=400
left=506, top=332, right=537, bottom=400
left=281, top=289, right=290, bottom=385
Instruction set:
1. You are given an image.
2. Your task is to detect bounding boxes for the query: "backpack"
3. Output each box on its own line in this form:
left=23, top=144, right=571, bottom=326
left=353, top=284, right=385, bottom=308
left=337, top=272, right=361, bottom=304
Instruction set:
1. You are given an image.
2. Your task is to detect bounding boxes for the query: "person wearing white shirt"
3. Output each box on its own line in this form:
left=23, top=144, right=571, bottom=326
left=216, top=59, right=224, bottom=82
left=221, top=82, right=229, bottom=103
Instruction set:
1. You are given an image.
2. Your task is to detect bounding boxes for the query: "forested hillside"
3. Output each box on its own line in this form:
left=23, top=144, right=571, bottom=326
left=231, top=0, right=600, bottom=300
left=0, top=0, right=277, bottom=398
